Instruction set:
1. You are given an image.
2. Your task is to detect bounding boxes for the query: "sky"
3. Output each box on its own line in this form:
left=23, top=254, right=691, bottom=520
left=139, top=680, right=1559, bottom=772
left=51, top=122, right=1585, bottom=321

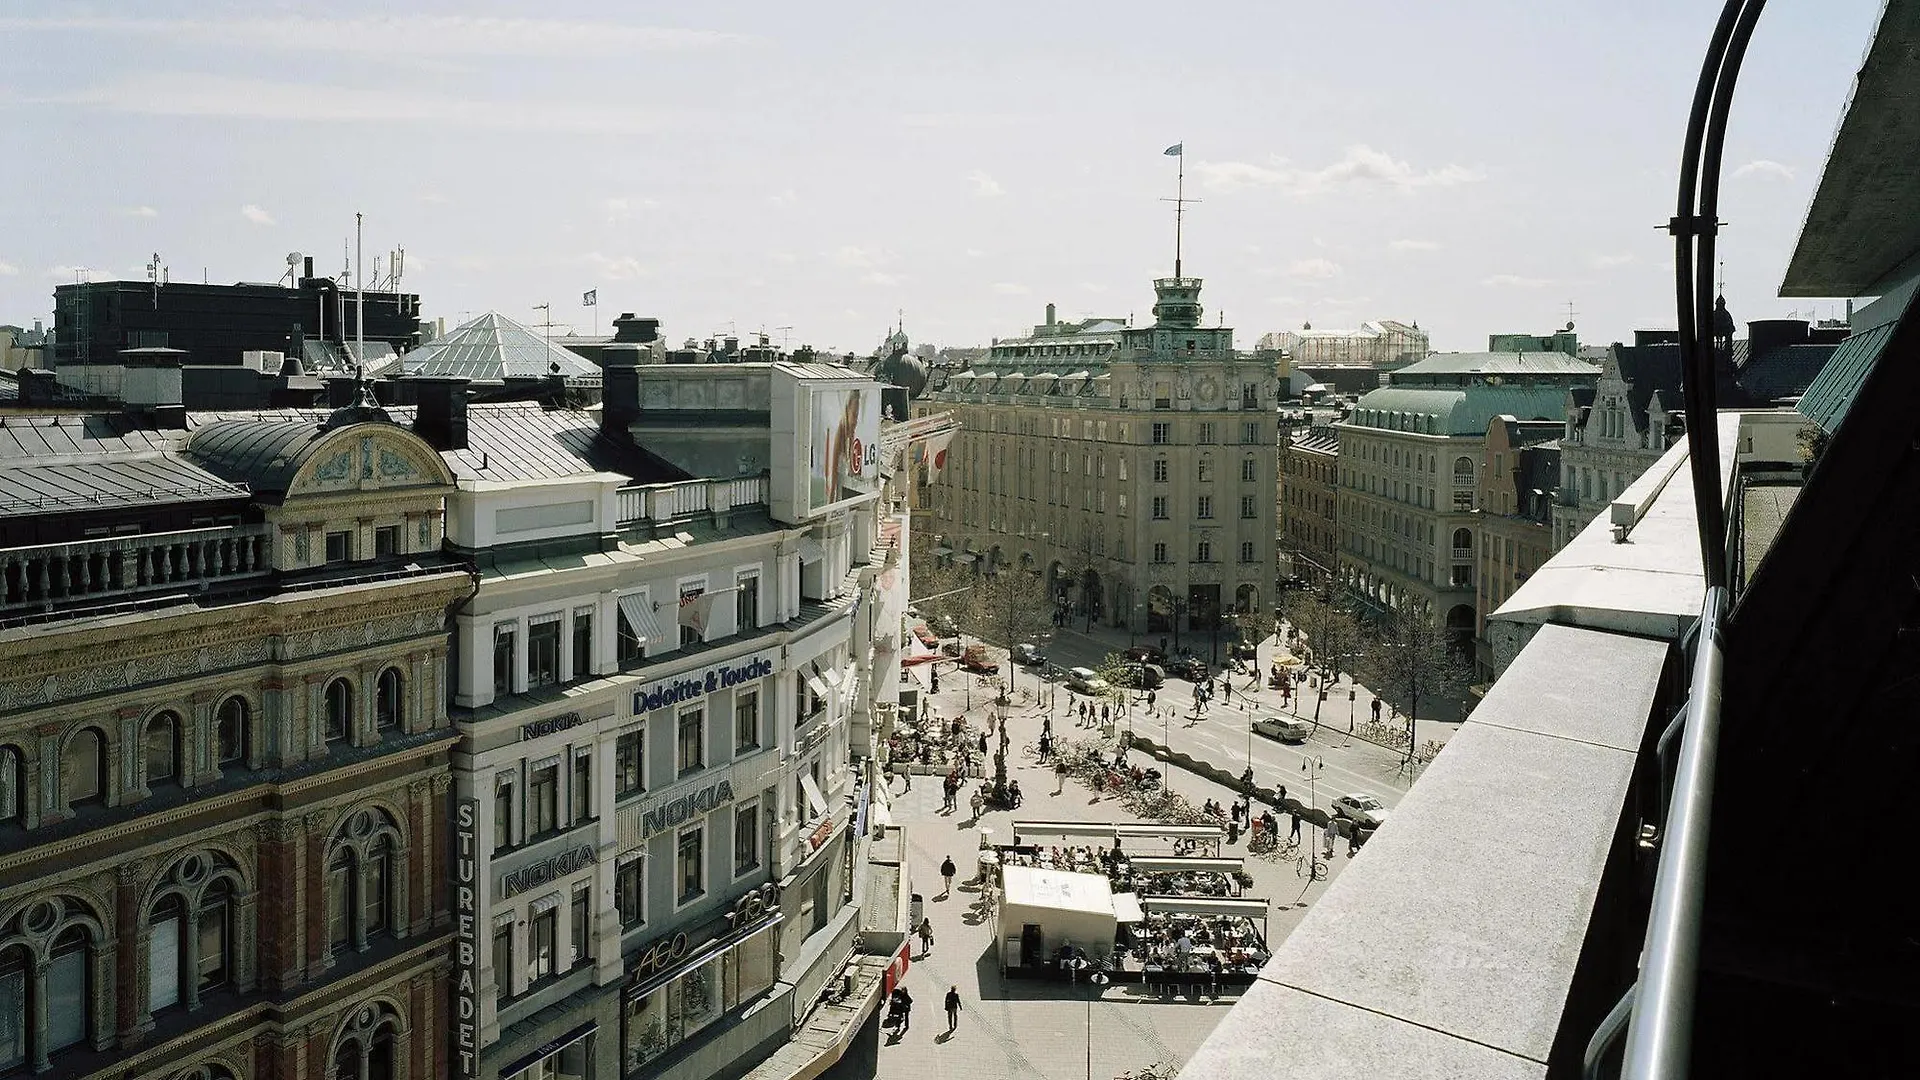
left=0, top=1, right=1887, bottom=354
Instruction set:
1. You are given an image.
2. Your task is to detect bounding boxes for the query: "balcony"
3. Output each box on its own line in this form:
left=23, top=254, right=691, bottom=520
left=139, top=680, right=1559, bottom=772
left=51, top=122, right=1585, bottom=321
left=615, top=474, right=767, bottom=528
left=0, top=523, right=273, bottom=621
left=1450, top=546, right=1473, bottom=562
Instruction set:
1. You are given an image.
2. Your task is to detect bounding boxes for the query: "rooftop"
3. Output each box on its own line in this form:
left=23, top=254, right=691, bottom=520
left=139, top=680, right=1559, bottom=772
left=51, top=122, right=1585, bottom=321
left=401, top=311, right=600, bottom=382
left=1393, top=351, right=1600, bottom=379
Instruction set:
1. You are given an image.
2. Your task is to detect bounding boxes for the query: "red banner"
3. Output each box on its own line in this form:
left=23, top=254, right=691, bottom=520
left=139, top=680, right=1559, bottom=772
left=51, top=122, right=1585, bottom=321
left=882, top=941, right=911, bottom=995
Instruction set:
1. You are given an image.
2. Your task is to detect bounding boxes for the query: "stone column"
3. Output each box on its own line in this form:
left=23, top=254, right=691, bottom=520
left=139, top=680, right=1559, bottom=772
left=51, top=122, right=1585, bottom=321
left=306, top=811, right=334, bottom=974
left=114, top=861, right=150, bottom=1046
left=354, top=664, right=378, bottom=749
left=255, top=817, right=303, bottom=992
left=187, top=693, right=215, bottom=788
left=28, top=959, right=49, bottom=1071
left=408, top=652, right=428, bottom=733
left=118, top=706, right=145, bottom=803
left=35, top=722, right=64, bottom=825
left=305, top=675, right=328, bottom=762
left=405, top=779, right=430, bottom=938
left=429, top=773, right=453, bottom=929
left=234, top=889, right=259, bottom=994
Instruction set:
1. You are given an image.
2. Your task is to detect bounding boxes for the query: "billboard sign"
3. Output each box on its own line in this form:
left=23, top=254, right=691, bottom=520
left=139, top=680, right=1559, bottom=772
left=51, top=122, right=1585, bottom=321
left=806, top=384, right=881, bottom=514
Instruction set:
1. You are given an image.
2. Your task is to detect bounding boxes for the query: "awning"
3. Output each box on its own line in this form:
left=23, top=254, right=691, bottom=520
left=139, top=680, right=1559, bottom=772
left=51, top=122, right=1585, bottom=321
left=805, top=669, right=831, bottom=699
left=1125, top=856, right=1245, bottom=874
left=1112, top=892, right=1146, bottom=924
left=796, top=537, right=826, bottom=564
left=903, top=661, right=932, bottom=691
left=819, top=662, right=842, bottom=689
left=800, top=774, right=830, bottom=818
left=529, top=892, right=564, bottom=915
left=618, top=592, right=665, bottom=643
left=1140, top=896, right=1270, bottom=919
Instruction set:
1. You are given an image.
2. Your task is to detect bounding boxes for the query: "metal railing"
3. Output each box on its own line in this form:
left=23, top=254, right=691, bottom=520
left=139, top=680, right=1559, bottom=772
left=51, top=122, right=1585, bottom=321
left=614, top=474, right=768, bottom=526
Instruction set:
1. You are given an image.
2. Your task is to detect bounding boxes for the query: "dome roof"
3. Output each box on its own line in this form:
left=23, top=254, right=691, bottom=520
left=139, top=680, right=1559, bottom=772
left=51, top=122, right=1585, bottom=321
left=873, top=347, right=929, bottom=398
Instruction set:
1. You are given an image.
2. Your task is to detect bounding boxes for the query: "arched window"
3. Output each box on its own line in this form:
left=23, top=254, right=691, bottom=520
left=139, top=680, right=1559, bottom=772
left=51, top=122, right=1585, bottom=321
left=0, top=942, right=28, bottom=1071
left=1452, top=528, right=1473, bottom=552
left=197, top=879, right=232, bottom=995
left=0, top=744, right=22, bottom=826
left=328, top=810, right=403, bottom=953
left=64, top=728, right=106, bottom=809
left=215, top=698, right=248, bottom=768
left=331, top=1003, right=402, bottom=1080
left=325, top=680, right=353, bottom=743
left=46, top=926, right=89, bottom=1054
left=145, top=712, right=180, bottom=788
left=148, top=894, right=188, bottom=1012
left=374, top=669, right=402, bottom=731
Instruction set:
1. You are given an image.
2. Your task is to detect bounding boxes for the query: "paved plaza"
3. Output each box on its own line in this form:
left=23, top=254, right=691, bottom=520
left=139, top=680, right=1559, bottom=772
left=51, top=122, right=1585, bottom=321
left=826, top=648, right=1372, bottom=1080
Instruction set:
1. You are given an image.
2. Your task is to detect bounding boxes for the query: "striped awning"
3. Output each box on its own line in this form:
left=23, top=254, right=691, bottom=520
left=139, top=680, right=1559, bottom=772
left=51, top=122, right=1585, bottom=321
left=529, top=892, right=564, bottom=915
left=618, top=592, right=665, bottom=643
left=796, top=537, right=826, bottom=564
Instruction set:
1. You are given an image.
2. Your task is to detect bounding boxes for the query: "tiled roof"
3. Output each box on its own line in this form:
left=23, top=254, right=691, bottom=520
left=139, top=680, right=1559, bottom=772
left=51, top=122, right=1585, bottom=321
left=1799, top=322, right=1897, bottom=434
left=1395, top=351, right=1600, bottom=377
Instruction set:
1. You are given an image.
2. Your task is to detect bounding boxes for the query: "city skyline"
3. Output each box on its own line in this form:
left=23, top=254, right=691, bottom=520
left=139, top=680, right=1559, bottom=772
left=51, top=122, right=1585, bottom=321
left=0, top=1, right=1883, bottom=353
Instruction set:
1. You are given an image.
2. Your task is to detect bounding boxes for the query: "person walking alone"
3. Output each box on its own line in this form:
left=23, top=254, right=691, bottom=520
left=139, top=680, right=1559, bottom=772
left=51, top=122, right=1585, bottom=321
left=918, top=916, right=935, bottom=957
left=940, top=855, right=957, bottom=897
left=1054, top=758, right=1069, bottom=795
left=944, top=985, right=962, bottom=1033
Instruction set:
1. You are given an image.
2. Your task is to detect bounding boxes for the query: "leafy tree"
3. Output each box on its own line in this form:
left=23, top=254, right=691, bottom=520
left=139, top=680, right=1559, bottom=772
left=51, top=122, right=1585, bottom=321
left=964, top=566, right=1057, bottom=693
left=1278, top=585, right=1362, bottom=729
left=1353, top=608, right=1473, bottom=766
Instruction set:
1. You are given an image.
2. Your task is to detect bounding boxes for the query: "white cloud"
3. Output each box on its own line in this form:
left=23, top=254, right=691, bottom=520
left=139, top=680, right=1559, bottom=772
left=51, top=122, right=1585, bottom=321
left=862, top=272, right=903, bottom=287
left=1081, top=282, right=1107, bottom=293
left=1590, top=253, right=1636, bottom=269
left=602, top=196, right=659, bottom=223
left=1287, top=258, right=1342, bottom=279
left=0, top=261, right=18, bottom=276
left=32, top=72, right=685, bottom=135
left=1482, top=274, right=1551, bottom=288
left=827, top=246, right=888, bottom=269
left=241, top=204, right=275, bottom=225
left=0, top=16, right=745, bottom=57
left=1731, top=159, right=1795, bottom=181
left=1389, top=239, right=1439, bottom=252
left=964, top=248, right=986, bottom=258
left=119, top=205, right=159, bottom=218
left=582, top=252, right=646, bottom=280
left=767, top=189, right=799, bottom=207
left=1195, top=144, right=1484, bottom=195
left=966, top=170, right=1004, bottom=197
left=991, top=282, right=1030, bottom=295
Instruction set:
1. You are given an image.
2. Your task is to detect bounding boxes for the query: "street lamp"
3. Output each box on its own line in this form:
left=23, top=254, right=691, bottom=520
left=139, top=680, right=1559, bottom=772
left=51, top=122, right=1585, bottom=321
left=1084, top=970, right=1109, bottom=1080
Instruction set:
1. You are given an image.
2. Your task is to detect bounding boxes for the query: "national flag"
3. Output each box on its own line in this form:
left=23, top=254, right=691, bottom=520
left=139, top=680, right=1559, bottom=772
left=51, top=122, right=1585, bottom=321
left=1164, top=143, right=1183, bottom=157
left=918, top=431, right=955, bottom=484
left=582, top=289, right=597, bottom=306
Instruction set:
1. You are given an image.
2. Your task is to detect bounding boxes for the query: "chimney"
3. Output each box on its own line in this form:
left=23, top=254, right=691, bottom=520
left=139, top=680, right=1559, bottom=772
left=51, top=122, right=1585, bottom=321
left=601, top=342, right=643, bottom=438
left=542, top=371, right=567, bottom=408
left=611, top=313, right=661, bottom=344
left=19, top=368, right=56, bottom=406
left=303, top=255, right=314, bottom=282
left=1046, top=302, right=1057, bottom=327
left=411, top=376, right=470, bottom=451
left=723, top=335, right=740, bottom=356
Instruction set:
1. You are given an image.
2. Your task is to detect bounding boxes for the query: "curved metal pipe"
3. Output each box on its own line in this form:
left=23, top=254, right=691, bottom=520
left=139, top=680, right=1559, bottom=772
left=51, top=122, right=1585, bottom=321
left=1672, top=0, right=1747, bottom=591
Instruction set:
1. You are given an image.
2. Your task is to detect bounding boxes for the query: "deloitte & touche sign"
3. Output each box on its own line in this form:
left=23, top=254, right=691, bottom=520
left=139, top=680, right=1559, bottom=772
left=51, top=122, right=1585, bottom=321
left=632, top=653, right=776, bottom=715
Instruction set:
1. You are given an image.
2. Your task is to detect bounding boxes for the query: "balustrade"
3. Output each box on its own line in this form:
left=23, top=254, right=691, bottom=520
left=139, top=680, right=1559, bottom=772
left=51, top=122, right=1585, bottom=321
left=0, top=524, right=271, bottom=610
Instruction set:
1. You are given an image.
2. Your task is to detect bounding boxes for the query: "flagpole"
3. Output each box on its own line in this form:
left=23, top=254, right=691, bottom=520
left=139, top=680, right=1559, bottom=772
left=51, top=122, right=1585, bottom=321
left=1175, top=144, right=1184, bottom=279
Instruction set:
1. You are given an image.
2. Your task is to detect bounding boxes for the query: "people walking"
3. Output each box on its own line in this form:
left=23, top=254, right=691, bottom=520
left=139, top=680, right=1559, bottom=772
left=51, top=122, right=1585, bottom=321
left=1042, top=715, right=1052, bottom=738
left=940, top=856, right=957, bottom=897
left=918, top=915, right=935, bottom=956
left=898, top=987, right=914, bottom=1031
left=970, top=789, right=984, bottom=822
left=1290, top=810, right=1302, bottom=842
left=945, top=985, right=962, bottom=1033
left=1371, top=697, right=1383, bottom=723
left=1055, top=758, right=1069, bottom=795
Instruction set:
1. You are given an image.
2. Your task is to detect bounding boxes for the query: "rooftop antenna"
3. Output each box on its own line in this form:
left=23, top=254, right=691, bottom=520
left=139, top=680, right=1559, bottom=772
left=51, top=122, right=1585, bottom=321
left=775, top=325, right=794, bottom=350
left=355, top=212, right=365, bottom=380
left=1159, top=142, right=1200, bottom=278
left=1717, top=258, right=1727, bottom=297
left=534, top=302, right=554, bottom=373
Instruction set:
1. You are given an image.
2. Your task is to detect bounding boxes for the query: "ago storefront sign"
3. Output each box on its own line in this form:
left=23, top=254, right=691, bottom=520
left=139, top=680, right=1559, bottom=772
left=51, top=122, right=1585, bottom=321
left=622, top=885, right=783, bottom=1072
left=632, top=652, right=776, bottom=715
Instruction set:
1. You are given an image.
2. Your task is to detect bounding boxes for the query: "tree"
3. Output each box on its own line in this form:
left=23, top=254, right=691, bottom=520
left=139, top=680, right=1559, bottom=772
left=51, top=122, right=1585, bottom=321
left=964, top=567, right=1057, bottom=695
left=905, top=524, right=974, bottom=633
left=1278, top=585, right=1361, bottom=730
left=1353, top=608, right=1473, bottom=767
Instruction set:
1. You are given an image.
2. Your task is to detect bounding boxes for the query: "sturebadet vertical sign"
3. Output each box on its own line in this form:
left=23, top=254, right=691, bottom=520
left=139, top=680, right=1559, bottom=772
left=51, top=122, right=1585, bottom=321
left=453, top=797, right=481, bottom=1080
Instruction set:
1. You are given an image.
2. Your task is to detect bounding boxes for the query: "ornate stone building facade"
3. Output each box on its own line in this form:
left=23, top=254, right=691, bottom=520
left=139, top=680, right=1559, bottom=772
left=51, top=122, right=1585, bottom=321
left=915, top=277, right=1282, bottom=640
left=0, top=402, right=470, bottom=1080
left=1279, top=426, right=1340, bottom=581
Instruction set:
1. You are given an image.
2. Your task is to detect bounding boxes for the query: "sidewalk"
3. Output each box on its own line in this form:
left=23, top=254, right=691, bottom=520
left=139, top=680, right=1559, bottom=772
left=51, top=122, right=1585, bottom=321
left=836, top=671, right=1361, bottom=1080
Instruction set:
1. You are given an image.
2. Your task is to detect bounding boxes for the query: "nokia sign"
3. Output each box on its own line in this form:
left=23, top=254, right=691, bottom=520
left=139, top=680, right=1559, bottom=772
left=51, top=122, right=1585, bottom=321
left=642, top=779, right=736, bottom=838
left=632, top=653, right=776, bottom=715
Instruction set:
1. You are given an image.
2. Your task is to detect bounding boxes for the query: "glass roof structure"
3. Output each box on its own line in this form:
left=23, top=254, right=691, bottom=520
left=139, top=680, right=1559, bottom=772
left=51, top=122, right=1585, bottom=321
left=401, top=311, right=600, bottom=382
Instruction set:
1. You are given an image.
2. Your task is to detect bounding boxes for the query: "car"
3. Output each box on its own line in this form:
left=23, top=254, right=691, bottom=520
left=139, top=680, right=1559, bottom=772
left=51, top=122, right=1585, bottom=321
left=1251, top=716, right=1313, bottom=743
left=1011, top=643, right=1047, bottom=667
left=1166, top=656, right=1209, bottom=682
left=1124, top=662, right=1166, bottom=690
left=1124, top=645, right=1168, bottom=665
left=1064, top=667, right=1110, bottom=695
left=958, top=645, right=999, bottom=675
left=1331, top=793, right=1390, bottom=829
